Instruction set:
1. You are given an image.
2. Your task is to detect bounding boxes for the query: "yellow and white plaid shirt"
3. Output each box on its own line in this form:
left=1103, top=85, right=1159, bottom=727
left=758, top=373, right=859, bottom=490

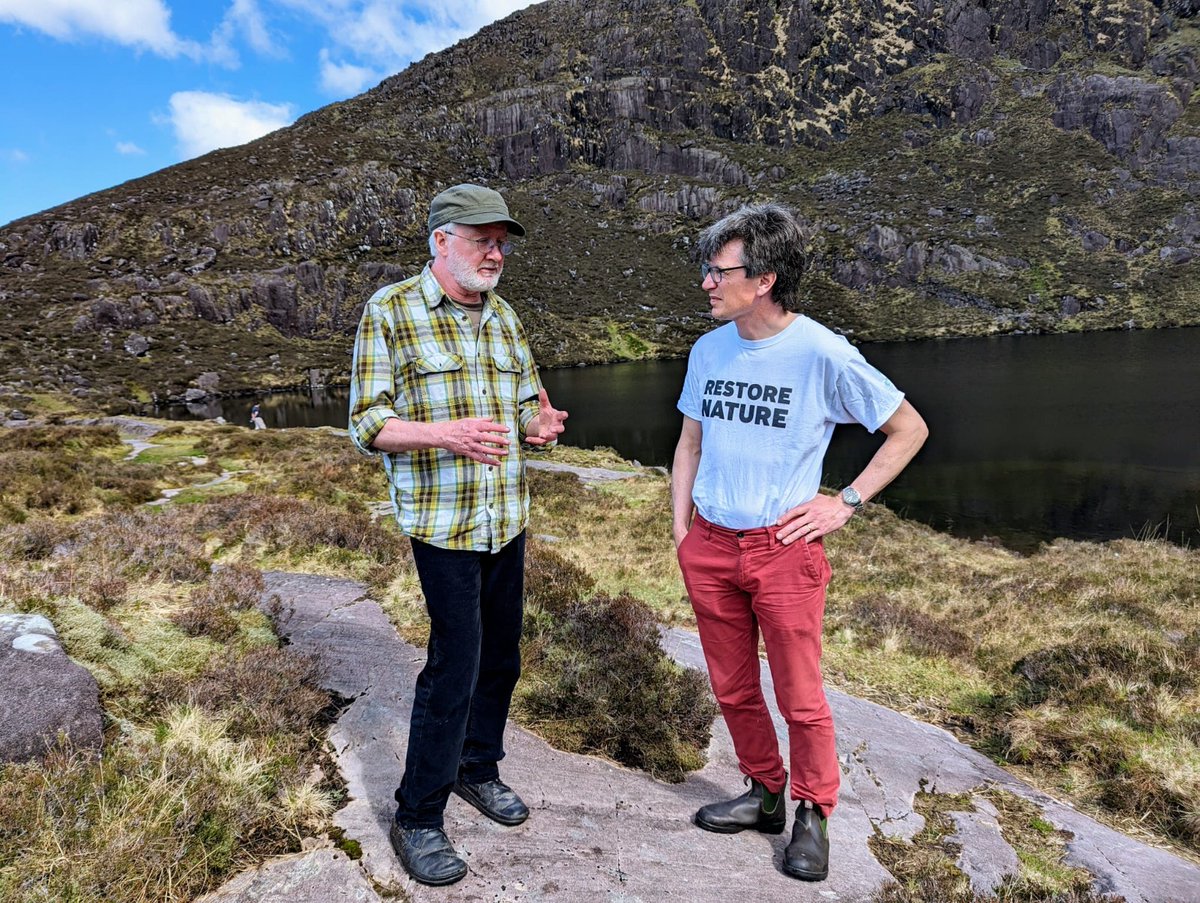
left=348, top=263, right=544, bottom=552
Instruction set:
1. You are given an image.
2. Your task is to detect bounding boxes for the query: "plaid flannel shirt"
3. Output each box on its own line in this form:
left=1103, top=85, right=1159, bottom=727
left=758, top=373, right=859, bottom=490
left=348, top=263, right=544, bottom=552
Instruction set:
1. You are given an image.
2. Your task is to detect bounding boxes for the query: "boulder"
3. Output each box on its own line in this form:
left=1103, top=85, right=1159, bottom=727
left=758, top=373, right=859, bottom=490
left=0, top=613, right=103, bottom=762
left=124, top=333, right=150, bottom=356
left=196, top=371, right=221, bottom=394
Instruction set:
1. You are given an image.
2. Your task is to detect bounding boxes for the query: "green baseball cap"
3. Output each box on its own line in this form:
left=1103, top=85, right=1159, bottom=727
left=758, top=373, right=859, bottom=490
left=427, top=183, right=526, bottom=237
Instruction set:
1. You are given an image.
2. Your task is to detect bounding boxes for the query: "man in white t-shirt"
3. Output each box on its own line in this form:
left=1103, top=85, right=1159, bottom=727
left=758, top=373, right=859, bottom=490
left=672, top=202, right=928, bottom=882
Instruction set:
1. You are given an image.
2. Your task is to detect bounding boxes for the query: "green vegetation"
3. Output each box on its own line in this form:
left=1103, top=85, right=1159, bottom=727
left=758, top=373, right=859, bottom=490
left=871, top=789, right=1120, bottom=902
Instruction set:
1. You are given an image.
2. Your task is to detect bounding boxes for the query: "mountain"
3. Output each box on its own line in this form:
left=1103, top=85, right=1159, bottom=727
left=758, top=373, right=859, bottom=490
left=3, top=0, right=1199, bottom=410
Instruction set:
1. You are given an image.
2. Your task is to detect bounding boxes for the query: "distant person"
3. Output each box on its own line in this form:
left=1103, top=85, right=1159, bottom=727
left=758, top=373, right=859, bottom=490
left=348, top=183, right=567, bottom=886
left=671, top=203, right=927, bottom=882
left=250, top=403, right=267, bottom=430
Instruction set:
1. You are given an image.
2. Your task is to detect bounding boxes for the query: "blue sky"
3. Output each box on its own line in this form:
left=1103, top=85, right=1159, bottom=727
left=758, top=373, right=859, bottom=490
left=0, top=0, right=541, bottom=227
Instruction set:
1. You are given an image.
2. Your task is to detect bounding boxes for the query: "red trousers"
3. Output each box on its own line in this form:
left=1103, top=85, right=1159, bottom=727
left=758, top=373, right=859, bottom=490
left=677, top=513, right=839, bottom=813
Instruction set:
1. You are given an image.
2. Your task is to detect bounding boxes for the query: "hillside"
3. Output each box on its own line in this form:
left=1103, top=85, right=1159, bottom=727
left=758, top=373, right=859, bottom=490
left=2, top=0, right=1200, bottom=410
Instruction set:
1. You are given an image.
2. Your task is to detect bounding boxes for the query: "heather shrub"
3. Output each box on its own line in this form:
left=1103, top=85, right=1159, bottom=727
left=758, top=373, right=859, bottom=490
left=843, top=593, right=974, bottom=659
left=194, top=563, right=267, bottom=611
left=188, top=494, right=405, bottom=562
left=150, top=646, right=330, bottom=741
left=196, top=428, right=382, bottom=504
left=0, top=425, right=122, bottom=453
left=0, top=426, right=155, bottom=522
left=516, top=544, right=717, bottom=781
left=171, top=600, right=240, bottom=641
left=0, top=518, right=67, bottom=560
left=7, top=563, right=128, bottom=614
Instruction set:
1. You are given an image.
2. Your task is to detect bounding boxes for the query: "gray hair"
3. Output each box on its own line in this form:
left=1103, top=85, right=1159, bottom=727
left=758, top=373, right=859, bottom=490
left=427, top=222, right=459, bottom=257
left=697, top=203, right=808, bottom=311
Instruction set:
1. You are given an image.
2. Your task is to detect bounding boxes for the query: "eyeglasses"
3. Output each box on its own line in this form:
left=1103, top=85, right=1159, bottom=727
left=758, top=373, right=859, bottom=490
left=701, top=263, right=747, bottom=284
left=443, top=230, right=514, bottom=256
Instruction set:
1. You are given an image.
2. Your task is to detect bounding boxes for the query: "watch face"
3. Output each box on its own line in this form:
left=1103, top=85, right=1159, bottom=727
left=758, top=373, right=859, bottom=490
left=842, top=487, right=862, bottom=508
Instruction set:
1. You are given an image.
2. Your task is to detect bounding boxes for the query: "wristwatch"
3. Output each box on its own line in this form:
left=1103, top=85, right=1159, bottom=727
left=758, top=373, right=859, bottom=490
left=840, top=486, right=864, bottom=513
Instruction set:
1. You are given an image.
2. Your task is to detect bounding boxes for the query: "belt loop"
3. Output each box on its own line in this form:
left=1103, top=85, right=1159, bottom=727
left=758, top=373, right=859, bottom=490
left=768, top=524, right=778, bottom=549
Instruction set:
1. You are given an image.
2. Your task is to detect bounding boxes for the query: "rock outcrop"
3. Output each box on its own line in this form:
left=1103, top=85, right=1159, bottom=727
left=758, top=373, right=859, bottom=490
left=2, top=0, right=1200, bottom=408
left=0, top=613, right=103, bottom=763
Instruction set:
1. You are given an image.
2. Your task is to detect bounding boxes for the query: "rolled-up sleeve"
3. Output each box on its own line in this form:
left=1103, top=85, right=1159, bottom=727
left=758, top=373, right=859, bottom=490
left=348, top=299, right=399, bottom=455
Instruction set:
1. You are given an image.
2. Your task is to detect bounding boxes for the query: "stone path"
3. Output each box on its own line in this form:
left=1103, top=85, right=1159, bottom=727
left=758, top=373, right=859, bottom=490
left=193, top=571, right=1200, bottom=903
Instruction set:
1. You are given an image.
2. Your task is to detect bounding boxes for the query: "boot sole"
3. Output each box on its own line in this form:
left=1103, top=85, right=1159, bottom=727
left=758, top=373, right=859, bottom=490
left=404, top=864, right=468, bottom=887
left=782, top=862, right=828, bottom=882
left=694, top=814, right=786, bottom=835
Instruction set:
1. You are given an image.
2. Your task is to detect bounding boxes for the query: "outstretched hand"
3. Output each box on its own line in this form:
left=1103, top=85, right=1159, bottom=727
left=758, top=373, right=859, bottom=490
left=524, top=388, right=568, bottom=446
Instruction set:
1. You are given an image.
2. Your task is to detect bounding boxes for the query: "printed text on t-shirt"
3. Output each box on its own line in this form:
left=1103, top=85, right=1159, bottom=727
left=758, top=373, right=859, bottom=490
left=700, top=379, right=792, bottom=428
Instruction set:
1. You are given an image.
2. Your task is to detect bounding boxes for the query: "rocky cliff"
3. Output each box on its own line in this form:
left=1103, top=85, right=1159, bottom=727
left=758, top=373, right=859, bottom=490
left=2, top=0, right=1199, bottom=408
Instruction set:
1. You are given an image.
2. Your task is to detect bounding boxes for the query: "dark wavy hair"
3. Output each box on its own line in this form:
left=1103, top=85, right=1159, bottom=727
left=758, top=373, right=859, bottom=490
left=697, top=203, right=808, bottom=312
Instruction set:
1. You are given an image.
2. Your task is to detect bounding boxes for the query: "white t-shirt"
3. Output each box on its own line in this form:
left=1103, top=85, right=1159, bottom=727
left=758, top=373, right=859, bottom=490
left=677, top=315, right=904, bottom=530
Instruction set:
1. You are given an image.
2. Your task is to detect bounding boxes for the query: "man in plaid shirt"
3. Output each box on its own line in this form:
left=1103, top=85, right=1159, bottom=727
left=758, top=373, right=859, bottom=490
left=349, top=183, right=567, bottom=887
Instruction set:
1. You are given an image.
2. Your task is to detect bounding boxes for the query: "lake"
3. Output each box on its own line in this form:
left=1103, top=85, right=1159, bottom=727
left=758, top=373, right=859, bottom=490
left=163, top=327, right=1200, bottom=551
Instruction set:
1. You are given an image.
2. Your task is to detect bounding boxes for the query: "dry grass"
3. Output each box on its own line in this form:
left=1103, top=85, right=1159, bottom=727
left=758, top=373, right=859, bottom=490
left=528, top=468, right=690, bottom=618
left=0, top=422, right=381, bottom=902
left=818, top=506, right=1200, bottom=854
left=0, top=426, right=163, bottom=523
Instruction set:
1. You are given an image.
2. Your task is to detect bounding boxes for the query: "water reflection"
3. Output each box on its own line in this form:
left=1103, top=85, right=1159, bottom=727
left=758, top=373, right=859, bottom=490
left=157, top=328, right=1200, bottom=550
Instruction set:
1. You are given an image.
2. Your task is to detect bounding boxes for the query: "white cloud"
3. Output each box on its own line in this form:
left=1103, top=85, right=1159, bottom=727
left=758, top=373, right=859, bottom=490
left=228, top=0, right=280, bottom=55
left=0, top=0, right=202, bottom=58
left=167, top=91, right=294, bottom=159
left=4, top=148, right=31, bottom=163
left=269, top=0, right=544, bottom=96
left=318, top=47, right=377, bottom=95
left=115, top=141, right=146, bottom=155
left=211, top=0, right=286, bottom=66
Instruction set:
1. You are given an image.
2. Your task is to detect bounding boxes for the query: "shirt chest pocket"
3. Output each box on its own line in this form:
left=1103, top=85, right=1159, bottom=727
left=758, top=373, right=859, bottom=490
left=409, top=352, right=465, bottom=419
left=490, top=352, right=522, bottom=403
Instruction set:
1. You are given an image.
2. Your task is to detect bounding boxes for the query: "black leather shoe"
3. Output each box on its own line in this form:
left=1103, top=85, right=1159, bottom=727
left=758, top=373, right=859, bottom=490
left=783, top=803, right=829, bottom=881
left=453, top=777, right=530, bottom=826
left=694, top=777, right=786, bottom=835
left=388, top=821, right=467, bottom=886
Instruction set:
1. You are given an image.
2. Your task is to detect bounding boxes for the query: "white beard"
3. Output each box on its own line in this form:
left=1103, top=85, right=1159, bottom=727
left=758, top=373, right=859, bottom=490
left=448, top=251, right=502, bottom=294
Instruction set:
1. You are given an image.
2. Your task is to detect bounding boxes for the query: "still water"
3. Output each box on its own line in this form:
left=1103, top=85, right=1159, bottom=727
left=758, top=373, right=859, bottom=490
left=165, top=328, right=1200, bottom=550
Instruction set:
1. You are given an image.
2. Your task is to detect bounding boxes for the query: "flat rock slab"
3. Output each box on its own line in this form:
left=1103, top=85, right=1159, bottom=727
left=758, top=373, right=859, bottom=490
left=0, top=612, right=103, bottom=763
left=194, top=849, right=381, bottom=902
left=228, top=573, right=1200, bottom=903
left=527, top=459, right=652, bottom=484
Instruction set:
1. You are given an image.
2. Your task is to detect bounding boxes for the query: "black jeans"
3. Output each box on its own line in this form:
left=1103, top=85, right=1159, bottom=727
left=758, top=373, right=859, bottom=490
left=394, top=532, right=526, bottom=828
